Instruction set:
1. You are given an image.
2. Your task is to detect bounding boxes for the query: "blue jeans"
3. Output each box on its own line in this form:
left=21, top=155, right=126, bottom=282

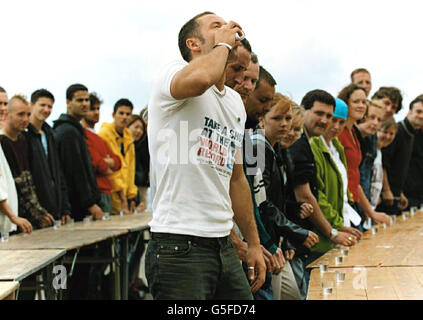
left=146, top=232, right=253, bottom=300
left=291, top=251, right=325, bottom=300
left=290, top=256, right=308, bottom=300
left=253, top=285, right=273, bottom=300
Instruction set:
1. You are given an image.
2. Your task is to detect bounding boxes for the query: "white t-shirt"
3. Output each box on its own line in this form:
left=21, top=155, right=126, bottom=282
left=147, top=60, right=246, bottom=238
left=370, top=150, right=383, bottom=209
left=0, top=144, right=18, bottom=233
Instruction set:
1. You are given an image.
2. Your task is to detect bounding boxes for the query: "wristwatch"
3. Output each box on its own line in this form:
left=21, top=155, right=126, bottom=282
left=330, top=228, right=338, bottom=240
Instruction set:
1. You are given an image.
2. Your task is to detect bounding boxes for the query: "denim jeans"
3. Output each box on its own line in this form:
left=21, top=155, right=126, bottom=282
left=291, top=251, right=324, bottom=300
left=98, top=192, right=113, bottom=213
left=146, top=232, right=253, bottom=300
left=290, top=255, right=309, bottom=300
left=253, top=285, right=273, bottom=300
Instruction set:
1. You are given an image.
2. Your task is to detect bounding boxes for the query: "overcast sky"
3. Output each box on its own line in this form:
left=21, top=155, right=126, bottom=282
left=1, top=0, right=422, bottom=127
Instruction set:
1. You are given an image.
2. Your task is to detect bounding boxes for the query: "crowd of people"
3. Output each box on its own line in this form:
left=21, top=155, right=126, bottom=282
left=0, top=85, right=150, bottom=299
left=1, top=10, right=423, bottom=300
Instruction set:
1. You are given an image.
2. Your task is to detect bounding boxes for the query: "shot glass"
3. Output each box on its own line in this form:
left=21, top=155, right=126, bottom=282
left=321, top=278, right=334, bottom=295
left=53, top=220, right=61, bottom=230
left=1, top=231, right=9, bottom=242
left=420, top=204, right=423, bottom=212
left=83, top=216, right=92, bottom=225
left=336, top=270, right=346, bottom=283
left=382, top=222, right=387, bottom=229
left=319, top=259, right=329, bottom=274
left=371, top=226, right=378, bottom=235
left=334, top=255, right=344, bottom=265
left=119, top=210, right=125, bottom=217
left=340, top=246, right=349, bottom=257
left=68, top=218, right=75, bottom=226
left=391, top=215, right=397, bottom=224
left=102, top=212, right=111, bottom=221
left=410, top=207, right=417, bottom=217
left=235, top=30, right=246, bottom=41
left=401, top=212, right=408, bottom=221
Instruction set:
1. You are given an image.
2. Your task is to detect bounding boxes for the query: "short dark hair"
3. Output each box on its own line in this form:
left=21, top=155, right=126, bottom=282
left=250, top=52, right=259, bottom=64
left=338, top=83, right=366, bottom=105
left=66, top=83, right=88, bottom=101
left=113, top=98, right=134, bottom=114
left=350, top=68, right=370, bottom=81
left=31, top=88, right=55, bottom=104
left=89, top=92, right=103, bottom=107
left=0, top=86, right=6, bottom=93
left=371, top=87, right=403, bottom=113
left=178, top=11, right=215, bottom=62
left=240, top=38, right=252, bottom=54
left=301, top=89, right=335, bottom=110
left=409, top=96, right=423, bottom=111
left=255, top=66, right=276, bottom=90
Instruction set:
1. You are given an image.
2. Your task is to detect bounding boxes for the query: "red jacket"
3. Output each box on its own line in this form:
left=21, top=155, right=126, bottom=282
left=85, top=128, right=121, bottom=195
left=338, top=127, right=362, bottom=202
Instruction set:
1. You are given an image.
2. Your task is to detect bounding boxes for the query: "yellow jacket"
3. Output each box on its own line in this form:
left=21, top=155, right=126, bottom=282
left=98, top=122, right=138, bottom=214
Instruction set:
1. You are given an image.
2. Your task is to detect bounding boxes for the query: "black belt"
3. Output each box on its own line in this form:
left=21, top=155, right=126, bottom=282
left=151, top=232, right=229, bottom=249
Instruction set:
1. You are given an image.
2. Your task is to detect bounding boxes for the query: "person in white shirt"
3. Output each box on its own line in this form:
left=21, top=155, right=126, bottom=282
left=145, top=11, right=265, bottom=300
left=370, top=119, right=398, bottom=209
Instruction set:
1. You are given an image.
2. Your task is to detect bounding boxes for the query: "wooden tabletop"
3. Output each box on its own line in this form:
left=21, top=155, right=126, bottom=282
left=307, top=266, right=423, bottom=300
left=65, top=211, right=152, bottom=232
left=0, top=228, right=128, bottom=251
left=0, top=250, right=66, bottom=281
left=307, top=210, right=423, bottom=269
left=0, top=281, right=20, bottom=300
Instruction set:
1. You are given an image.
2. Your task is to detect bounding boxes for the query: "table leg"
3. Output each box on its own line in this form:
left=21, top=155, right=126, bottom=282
left=121, top=234, right=129, bottom=300
left=112, top=238, right=121, bottom=300
left=45, top=264, right=56, bottom=300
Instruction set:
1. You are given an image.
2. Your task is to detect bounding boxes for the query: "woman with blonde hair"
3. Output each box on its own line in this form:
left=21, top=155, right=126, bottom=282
left=252, top=93, right=318, bottom=300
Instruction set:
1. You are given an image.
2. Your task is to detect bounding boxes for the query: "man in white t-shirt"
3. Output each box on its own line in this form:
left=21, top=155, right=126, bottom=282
left=146, top=11, right=265, bottom=300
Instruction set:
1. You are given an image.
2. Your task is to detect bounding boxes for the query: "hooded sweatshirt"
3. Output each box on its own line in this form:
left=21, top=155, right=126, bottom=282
left=98, top=122, right=137, bottom=214
left=53, top=114, right=100, bottom=221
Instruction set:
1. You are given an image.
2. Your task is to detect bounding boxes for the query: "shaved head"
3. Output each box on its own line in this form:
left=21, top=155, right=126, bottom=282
left=8, top=94, right=29, bottom=112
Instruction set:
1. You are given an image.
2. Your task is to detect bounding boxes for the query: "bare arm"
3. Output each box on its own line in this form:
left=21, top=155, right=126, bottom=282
left=0, top=200, right=32, bottom=233
left=294, top=183, right=331, bottom=238
left=170, top=22, right=242, bottom=100
left=230, top=151, right=265, bottom=293
left=382, top=168, right=394, bottom=206
left=358, top=185, right=391, bottom=225
left=294, top=183, right=356, bottom=246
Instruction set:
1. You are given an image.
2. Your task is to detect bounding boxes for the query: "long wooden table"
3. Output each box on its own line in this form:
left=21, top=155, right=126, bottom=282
left=0, top=212, right=152, bottom=300
left=0, top=250, right=66, bottom=281
left=307, top=211, right=423, bottom=269
left=64, top=212, right=152, bottom=299
left=307, top=210, right=423, bottom=299
left=0, top=282, right=20, bottom=300
left=67, top=212, right=152, bottom=233
left=0, top=226, right=128, bottom=300
left=0, top=249, right=66, bottom=300
left=307, top=266, right=423, bottom=300
left=0, top=228, right=127, bottom=251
